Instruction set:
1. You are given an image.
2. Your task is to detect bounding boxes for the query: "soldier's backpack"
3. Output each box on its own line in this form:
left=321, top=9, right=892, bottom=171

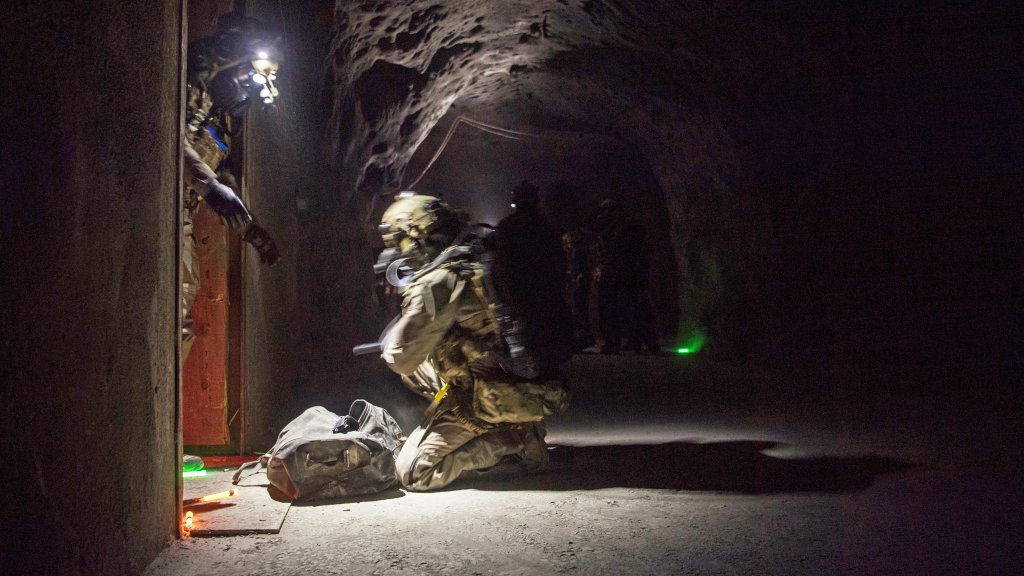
left=232, top=400, right=405, bottom=501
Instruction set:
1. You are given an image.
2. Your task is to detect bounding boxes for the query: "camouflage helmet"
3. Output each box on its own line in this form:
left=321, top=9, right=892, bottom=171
left=194, top=15, right=283, bottom=116
left=379, top=194, right=462, bottom=266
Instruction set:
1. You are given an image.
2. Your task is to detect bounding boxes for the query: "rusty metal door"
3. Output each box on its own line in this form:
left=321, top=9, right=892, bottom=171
left=182, top=202, right=242, bottom=450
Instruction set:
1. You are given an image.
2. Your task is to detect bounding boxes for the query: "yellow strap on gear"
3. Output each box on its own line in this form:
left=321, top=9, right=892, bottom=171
left=433, top=381, right=449, bottom=403
left=421, top=357, right=449, bottom=421
left=421, top=381, right=449, bottom=424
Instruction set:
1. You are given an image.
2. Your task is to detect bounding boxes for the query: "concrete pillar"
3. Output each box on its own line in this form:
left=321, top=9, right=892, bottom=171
left=0, top=1, right=183, bottom=573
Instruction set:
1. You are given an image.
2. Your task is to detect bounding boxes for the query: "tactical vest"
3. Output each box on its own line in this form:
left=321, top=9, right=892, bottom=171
left=184, top=85, right=229, bottom=212
left=191, top=125, right=229, bottom=172
left=422, top=253, right=569, bottom=425
left=428, top=258, right=503, bottom=389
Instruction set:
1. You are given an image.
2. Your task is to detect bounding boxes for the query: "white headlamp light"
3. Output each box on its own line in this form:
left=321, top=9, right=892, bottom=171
left=249, top=56, right=280, bottom=104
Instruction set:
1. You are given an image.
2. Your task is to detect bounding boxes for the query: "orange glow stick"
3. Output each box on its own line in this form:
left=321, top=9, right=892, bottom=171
left=182, top=511, right=193, bottom=537
left=183, top=488, right=239, bottom=506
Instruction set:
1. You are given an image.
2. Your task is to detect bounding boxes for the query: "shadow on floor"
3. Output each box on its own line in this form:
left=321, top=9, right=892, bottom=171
left=291, top=487, right=407, bottom=507
left=458, top=440, right=918, bottom=493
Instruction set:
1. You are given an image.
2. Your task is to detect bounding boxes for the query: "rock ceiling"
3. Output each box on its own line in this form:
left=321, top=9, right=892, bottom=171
left=327, top=0, right=781, bottom=198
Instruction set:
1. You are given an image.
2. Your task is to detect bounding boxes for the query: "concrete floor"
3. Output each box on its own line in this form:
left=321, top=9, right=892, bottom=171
left=145, top=355, right=1022, bottom=575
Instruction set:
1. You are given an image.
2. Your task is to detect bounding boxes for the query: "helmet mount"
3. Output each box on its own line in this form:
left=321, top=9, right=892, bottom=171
left=199, top=15, right=282, bottom=116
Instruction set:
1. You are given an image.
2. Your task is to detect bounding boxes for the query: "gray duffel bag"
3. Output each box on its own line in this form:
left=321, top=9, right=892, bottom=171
left=233, top=400, right=405, bottom=501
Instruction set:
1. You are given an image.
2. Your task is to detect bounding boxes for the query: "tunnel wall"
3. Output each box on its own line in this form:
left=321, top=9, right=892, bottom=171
left=0, top=1, right=182, bottom=574
left=236, top=0, right=408, bottom=422
left=240, top=0, right=310, bottom=449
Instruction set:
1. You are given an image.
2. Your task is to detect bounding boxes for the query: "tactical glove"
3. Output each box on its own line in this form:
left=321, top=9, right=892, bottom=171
left=242, top=222, right=280, bottom=266
left=204, top=180, right=253, bottom=230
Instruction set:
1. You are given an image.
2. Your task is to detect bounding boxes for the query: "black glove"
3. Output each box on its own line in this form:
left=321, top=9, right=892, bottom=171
left=204, top=180, right=253, bottom=230
left=242, top=222, right=280, bottom=266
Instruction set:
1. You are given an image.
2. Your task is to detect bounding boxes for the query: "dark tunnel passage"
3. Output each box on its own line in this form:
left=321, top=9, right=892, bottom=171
left=402, top=115, right=681, bottom=340
left=309, top=0, right=783, bottom=404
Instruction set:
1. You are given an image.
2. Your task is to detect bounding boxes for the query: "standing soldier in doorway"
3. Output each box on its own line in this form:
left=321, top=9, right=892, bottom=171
left=182, top=14, right=280, bottom=359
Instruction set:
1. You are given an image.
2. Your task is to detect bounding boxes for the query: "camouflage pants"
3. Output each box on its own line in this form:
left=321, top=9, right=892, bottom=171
left=181, top=208, right=199, bottom=360
left=395, top=405, right=548, bottom=491
left=394, top=359, right=564, bottom=491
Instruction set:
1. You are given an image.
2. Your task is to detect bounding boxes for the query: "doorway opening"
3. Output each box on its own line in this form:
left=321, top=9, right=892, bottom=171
left=182, top=0, right=247, bottom=457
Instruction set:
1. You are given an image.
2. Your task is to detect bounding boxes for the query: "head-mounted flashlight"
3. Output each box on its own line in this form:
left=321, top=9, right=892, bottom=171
left=250, top=54, right=280, bottom=104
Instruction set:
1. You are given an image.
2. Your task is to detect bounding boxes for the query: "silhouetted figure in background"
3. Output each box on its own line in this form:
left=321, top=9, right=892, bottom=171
left=588, top=199, right=658, bottom=354
left=495, top=180, right=573, bottom=375
left=561, top=227, right=596, bottom=351
left=619, top=220, right=660, bottom=354
left=590, top=199, right=627, bottom=353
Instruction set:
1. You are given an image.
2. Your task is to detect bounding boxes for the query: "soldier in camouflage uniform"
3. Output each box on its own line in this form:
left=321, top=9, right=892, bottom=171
left=376, top=195, right=569, bottom=491
left=182, top=15, right=280, bottom=358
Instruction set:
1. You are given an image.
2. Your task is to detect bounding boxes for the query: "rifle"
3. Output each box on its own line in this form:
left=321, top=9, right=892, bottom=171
left=352, top=315, right=400, bottom=357
left=352, top=341, right=383, bottom=356
left=354, top=245, right=419, bottom=356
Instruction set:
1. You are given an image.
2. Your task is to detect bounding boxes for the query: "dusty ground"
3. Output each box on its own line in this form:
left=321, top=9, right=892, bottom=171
left=146, top=355, right=1021, bottom=575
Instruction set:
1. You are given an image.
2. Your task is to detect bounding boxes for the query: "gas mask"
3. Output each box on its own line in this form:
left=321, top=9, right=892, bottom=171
left=199, top=15, right=282, bottom=117
left=377, top=194, right=461, bottom=287
left=209, top=54, right=280, bottom=117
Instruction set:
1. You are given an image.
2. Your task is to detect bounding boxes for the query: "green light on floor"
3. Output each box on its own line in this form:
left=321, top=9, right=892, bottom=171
left=673, top=328, right=707, bottom=356
left=183, top=470, right=207, bottom=478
